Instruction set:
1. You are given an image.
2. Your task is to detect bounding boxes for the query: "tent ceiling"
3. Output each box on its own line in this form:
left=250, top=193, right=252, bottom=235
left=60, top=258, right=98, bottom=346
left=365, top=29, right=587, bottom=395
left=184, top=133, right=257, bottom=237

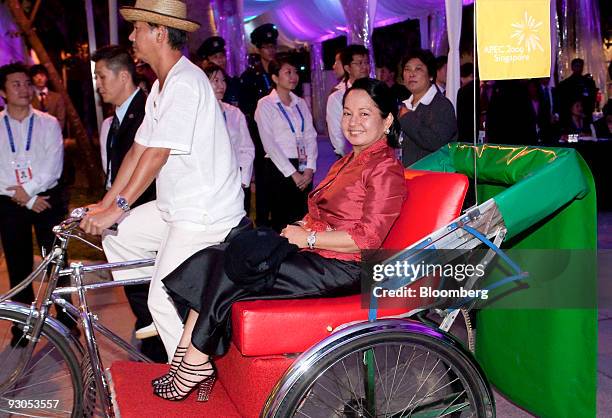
left=243, top=0, right=472, bottom=45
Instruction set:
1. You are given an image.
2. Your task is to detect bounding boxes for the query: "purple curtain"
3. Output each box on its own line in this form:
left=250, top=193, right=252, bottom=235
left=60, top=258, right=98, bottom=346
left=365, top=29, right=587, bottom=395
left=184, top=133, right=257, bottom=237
left=429, top=11, right=449, bottom=56
left=0, top=3, right=27, bottom=67
left=211, top=0, right=247, bottom=76
left=557, top=0, right=606, bottom=93
left=309, top=42, right=326, bottom=133
left=339, top=0, right=377, bottom=76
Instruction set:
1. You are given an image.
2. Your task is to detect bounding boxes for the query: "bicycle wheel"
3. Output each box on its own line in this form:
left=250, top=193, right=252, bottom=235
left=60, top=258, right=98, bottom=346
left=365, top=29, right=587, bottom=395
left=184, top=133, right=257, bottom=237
left=268, top=322, right=494, bottom=417
left=0, top=307, right=83, bottom=417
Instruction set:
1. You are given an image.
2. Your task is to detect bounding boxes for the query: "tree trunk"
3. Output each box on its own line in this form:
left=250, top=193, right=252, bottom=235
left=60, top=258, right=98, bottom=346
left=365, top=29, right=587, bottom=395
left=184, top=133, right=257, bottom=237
left=7, top=0, right=103, bottom=189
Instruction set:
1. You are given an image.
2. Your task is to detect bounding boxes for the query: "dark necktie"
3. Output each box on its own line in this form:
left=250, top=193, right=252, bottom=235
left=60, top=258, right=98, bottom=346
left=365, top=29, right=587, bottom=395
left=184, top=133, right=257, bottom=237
left=105, top=114, right=120, bottom=186
left=39, top=91, right=47, bottom=112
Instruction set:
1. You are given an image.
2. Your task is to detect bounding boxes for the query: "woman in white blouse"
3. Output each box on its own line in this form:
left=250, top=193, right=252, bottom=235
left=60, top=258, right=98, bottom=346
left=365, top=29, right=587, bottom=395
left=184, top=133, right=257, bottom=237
left=204, top=64, right=255, bottom=212
left=254, top=56, right=318, bottom=231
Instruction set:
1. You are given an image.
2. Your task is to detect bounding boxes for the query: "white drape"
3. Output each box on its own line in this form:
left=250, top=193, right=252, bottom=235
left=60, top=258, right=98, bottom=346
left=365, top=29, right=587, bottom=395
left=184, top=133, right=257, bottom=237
left=444, top=0, right=462, bottom=109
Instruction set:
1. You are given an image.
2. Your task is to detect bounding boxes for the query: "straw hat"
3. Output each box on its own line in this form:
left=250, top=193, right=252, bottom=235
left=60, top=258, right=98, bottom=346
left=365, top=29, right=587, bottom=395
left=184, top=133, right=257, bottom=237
left=120, top=0, right=200, bottom=33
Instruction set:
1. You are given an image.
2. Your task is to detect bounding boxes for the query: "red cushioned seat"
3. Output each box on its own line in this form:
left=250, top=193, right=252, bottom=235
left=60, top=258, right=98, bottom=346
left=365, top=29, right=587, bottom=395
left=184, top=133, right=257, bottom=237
left=232, top=169, right=469, bottom=356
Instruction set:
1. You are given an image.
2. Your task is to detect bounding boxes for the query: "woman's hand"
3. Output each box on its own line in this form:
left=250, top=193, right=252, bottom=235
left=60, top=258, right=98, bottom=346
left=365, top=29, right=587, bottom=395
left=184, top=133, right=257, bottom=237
left=280, top=224, right=309, bottom=248
left=301, top=169, right=314, bottom=189
left=291, top=170, right=313, bottom=191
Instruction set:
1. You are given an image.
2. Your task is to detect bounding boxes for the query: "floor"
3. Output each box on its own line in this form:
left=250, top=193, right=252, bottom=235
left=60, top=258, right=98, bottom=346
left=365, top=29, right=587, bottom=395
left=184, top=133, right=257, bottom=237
left=0, top=136, right=609, bottom=417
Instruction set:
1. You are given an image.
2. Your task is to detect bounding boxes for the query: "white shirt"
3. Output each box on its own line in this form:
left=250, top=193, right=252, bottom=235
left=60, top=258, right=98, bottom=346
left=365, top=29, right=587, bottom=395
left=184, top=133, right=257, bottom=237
left=99, top=88, right=140, bottom=188
left=403, top=84, right=438, bottom=111
left=220, top=101, right=255, bottom=187
left=326, top=80, right=349, bottom=156
left=35, top=86, right=49, bottom=98
left=99, top=116, right=112, bottom=177
left=0, top=107, right=63, bottom=209
left=255, top=89, right=318, bottom=177
left=135, top=56, right=244, bottom=229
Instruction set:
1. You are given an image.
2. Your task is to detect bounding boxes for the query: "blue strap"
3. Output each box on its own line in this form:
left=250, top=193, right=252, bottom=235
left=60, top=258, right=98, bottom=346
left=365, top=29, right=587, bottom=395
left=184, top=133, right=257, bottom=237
left=4, top=114, right=34, bottom=153
left=276, top=102, right=304, bottom=135
left=459, top=224, right=523, bottom=274
left=262, top=73, right=271, bottom=91
left=368, top=223, right=526, bottom=319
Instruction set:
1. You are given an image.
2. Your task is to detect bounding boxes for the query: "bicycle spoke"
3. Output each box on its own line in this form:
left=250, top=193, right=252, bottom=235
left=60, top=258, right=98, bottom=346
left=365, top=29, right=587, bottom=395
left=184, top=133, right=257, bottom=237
left=384, top=344, right=403, bottom=417
left=279, top=332, right=491, bottom=418
left=310, top=378, right=375, bottom=417
left=0, top=313, right=79, bottom=418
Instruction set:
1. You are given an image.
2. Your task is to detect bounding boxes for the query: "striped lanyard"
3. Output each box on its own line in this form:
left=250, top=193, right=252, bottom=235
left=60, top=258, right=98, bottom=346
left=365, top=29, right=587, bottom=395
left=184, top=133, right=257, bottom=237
left=4, top=114, right=34, bottom=154
left=276, top=102, right=304, bottom=136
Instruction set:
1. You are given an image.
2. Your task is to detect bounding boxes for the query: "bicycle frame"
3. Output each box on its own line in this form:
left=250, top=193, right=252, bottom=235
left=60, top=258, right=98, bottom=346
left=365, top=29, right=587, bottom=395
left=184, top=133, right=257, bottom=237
left=0, top=210, right=156, bottom=417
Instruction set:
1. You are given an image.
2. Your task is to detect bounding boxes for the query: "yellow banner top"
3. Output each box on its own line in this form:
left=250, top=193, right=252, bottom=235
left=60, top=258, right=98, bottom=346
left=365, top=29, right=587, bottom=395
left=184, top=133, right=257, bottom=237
left=477, top=0, right=551, bottom=80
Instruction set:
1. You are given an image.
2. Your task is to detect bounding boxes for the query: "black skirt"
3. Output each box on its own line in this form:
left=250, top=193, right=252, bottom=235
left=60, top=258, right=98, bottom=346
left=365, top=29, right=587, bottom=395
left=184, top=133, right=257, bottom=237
left=163, top=247, right=361, bottom=356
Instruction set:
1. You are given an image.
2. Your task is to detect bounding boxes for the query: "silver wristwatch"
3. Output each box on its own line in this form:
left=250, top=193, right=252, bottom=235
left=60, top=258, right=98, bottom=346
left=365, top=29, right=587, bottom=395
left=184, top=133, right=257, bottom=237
left=116, top=195, right=131, bottom=212
left=307, top=231, right=317, bottom=250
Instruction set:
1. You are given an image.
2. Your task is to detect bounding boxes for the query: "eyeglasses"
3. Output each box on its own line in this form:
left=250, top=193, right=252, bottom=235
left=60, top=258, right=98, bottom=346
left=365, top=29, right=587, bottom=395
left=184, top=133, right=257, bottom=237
left=350, top=60, right=369, bottom=68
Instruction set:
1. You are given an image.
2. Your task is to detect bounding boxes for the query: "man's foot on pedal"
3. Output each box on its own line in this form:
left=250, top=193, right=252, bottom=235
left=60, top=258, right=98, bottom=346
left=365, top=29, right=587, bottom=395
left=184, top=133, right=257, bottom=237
left=136, top=323, right=158, bottom=340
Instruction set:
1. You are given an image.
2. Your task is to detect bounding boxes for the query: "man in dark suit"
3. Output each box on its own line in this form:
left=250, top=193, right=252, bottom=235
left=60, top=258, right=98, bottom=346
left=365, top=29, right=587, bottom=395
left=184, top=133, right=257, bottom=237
left=92, top=45, right=162, bottom=362
left=558, top=58, right=597, bottom=126
left=30, top=65, right=66, bottom=132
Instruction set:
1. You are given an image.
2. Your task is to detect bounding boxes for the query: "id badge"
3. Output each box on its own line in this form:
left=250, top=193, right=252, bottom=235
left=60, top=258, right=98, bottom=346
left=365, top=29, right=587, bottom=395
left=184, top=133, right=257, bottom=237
left=296, top=136, right=307, bottom=172
left=13, top=160, right=33, bottom=185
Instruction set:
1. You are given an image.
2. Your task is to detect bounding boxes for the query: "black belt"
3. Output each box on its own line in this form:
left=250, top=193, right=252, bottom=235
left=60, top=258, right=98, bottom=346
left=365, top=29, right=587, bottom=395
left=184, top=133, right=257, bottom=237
left=223, top=217, right=253, bottom=243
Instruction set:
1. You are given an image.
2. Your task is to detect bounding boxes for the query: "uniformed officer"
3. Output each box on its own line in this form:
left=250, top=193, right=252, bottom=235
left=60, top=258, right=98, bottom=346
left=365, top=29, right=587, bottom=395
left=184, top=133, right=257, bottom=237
left=239, top=24, right=278, bottom=118
left=196, top=36, right=240, bottom=106
left=239, top=23, right=278, bottom=226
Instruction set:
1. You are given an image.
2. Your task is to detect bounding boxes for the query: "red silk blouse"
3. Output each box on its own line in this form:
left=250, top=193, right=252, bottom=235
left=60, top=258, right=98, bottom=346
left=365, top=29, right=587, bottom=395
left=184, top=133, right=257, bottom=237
left=301, top=138, right=406, bottom=261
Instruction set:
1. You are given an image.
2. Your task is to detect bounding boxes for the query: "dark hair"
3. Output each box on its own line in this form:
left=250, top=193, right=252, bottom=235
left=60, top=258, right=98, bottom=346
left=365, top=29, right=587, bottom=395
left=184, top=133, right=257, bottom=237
left=460, top=62, right=474, bottom=78
left=340, top=44, right=369, bottom=67
left=435, top=55, right=448, bottom=70
left=202, top=62, right=228, bottom=81
left=342, top=77, right=401, bottom=148
left=29, top=64, right=49, bottom=78
left=377, top=58, right=397, bottom=74
left=401, top=49, right=437, bottom=83
left=267, top=55, right=298, bottom=88
left=92, top=45, right=137, bottom=85
left=571, top=58, right=584, bottom=67
left=0, top=62, right=30, bottom=91
left=147, top=23, right=188, bottom=50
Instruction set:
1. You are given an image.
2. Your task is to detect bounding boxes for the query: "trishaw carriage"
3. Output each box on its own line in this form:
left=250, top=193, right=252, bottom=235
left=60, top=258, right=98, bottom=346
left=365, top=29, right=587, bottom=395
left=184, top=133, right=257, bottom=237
left=0, top=143, right=598, bottom=417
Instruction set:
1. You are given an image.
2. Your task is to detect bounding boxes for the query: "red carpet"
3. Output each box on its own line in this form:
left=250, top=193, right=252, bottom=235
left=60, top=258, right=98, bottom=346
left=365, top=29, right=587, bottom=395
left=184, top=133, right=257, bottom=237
left=216, top=344, right=294, bottom=417
left=110, top=361, right=241, bottom=418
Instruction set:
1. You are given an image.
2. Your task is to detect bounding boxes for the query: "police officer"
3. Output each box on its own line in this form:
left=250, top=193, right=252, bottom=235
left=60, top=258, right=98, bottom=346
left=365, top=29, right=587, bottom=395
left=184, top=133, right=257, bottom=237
left=239, top=23, right=278, bottom=226
left=197, top=36, right=240, bottom=106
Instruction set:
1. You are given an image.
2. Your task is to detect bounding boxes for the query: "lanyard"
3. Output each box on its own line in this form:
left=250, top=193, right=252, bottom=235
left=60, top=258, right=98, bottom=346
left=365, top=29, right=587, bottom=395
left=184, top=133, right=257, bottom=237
left=276, top=102, right=304, bottom=135
left=4, top=114, right=34, bottom=153
left=262, top=73, right=271, bottom=91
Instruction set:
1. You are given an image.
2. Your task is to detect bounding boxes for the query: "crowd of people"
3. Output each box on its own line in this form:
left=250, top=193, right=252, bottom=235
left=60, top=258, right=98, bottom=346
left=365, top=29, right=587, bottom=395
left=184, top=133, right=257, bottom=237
left=482, top=58, right=612, bottom=144
left=1, top=0, right=611, bottom=404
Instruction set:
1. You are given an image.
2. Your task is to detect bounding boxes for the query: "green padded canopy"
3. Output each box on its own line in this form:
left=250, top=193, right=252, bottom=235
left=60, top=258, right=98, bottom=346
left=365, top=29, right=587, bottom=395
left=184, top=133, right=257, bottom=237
left=412, top=143, right=597, bottom=418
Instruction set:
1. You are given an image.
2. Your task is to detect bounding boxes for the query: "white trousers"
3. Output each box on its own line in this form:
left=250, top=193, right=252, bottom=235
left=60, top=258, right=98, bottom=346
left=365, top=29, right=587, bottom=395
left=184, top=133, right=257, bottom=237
left=102, top=201, right=231, bottom=360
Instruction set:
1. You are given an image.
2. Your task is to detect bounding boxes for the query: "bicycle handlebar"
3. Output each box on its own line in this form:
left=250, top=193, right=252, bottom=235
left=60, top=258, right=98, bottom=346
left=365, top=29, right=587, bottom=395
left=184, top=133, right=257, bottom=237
left=53, top=207, right=117, bottom=236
